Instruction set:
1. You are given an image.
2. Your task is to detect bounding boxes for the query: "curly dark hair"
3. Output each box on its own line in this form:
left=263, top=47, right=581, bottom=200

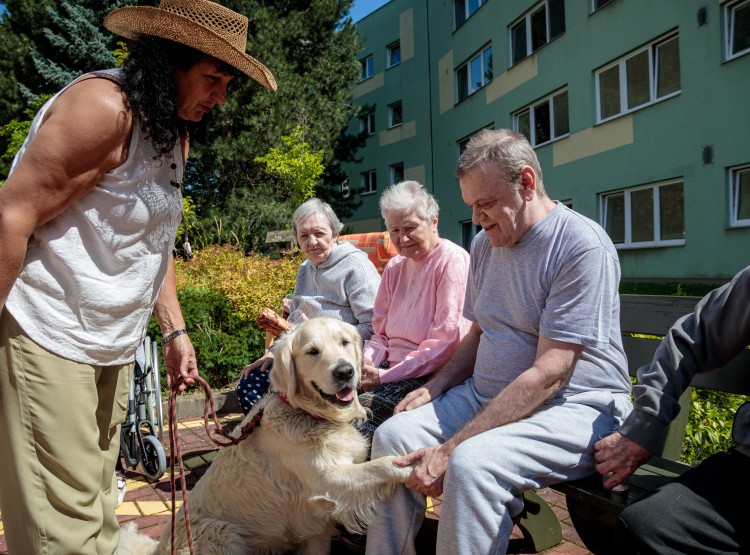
left=120, top=36, right=245, bottom=158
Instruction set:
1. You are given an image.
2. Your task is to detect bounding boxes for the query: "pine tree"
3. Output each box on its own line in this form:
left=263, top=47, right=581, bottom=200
left=186, top=0, right=364, bottom=251
left=31, top=0, right=138, bottom=91
left=0, top=0, right=145, bottom=175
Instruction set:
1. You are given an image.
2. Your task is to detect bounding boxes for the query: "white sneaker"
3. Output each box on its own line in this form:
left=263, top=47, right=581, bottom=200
left=116, top=472, right=127, bottom=506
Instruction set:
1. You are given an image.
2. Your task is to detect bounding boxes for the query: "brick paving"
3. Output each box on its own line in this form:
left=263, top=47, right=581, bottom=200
left=0, top=411, right=591, bottom=554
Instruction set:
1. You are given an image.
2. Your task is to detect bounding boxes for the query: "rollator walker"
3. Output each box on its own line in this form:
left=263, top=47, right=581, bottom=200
left=119, top=336, right=166, bottom=482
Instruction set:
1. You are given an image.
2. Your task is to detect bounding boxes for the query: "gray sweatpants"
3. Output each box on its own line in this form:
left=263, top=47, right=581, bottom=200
left=365, top=378, right=632, bottom=555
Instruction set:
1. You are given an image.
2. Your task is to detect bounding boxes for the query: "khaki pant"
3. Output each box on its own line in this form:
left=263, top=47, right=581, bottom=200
left=0, top=308, right=132, bottom=555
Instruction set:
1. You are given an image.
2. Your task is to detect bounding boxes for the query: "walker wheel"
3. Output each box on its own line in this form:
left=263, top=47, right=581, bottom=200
left=140, top=435, right=167, bottom=482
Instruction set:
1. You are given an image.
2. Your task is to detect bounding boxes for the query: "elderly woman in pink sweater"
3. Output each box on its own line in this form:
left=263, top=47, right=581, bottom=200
left=359, top=180, right=471, bottom=438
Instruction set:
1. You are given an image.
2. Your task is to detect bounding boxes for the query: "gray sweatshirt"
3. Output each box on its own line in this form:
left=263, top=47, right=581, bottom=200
left=292, top=241, right=381, bottom=339
left=619, top=266, right=750, bottom=458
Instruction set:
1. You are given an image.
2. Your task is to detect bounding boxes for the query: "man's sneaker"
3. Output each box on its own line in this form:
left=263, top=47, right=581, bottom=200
left=116, top=471, right=127, bottom=506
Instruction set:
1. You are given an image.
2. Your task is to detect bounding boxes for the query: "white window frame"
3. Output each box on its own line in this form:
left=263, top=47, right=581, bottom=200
left=361, top=170, right=377, bottom=195
left=388, top=101, right=403, bottom=128
left=730, top=164, right=750, bottom=227
left=510, top=0, right=565, bottom=65
left=359, top=112, right=375, bottom=136
left=456, top=44, right=493, bottom=102
left=513, top=88, right=569, bottom=147
left=360, top=55, right=373, bottom=81
left=600, top=179, right=685, bottom=249
left=387, top=41, right=401, bottom=68
left=595, top=33, right=681, bottom=123
left=389, top=163, right=404, bottom=185
left=455, top=0, right=486, bottom=28
left=726, top=0, right=750, bottom=60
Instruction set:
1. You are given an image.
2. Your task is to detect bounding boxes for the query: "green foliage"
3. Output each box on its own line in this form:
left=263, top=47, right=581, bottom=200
left=254, top=126, right=324, bottom=205
left=0, top=93, right=53, bottom=176
left=185, top=0, right=363, bottom=251
left=682, top=388, right=749, bottom=465
left=0, top=0, right=145, bottom=177
left=620, top=281, right=718, bottom=297
left=148, top=245, right=303, bottom=390
left=147, top=287, right=264, bottom=389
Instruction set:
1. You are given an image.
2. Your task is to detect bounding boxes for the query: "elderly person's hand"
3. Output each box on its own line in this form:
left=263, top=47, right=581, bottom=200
left=594, top=431, right=653, bottom=489
left=241, top=350, right=274, bottom=379
left=394, top=379, right=446, bottom=413
left=397, top=445, right=451, bottom=498
left=360, top=360, right=381, bottom=391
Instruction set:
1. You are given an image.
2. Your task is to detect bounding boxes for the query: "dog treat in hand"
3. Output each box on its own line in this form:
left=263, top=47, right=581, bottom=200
left=257, top=307, right=291, bottom=337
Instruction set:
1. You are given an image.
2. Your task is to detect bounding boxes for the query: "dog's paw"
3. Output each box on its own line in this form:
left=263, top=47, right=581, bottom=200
left=376, top=455, right=414, bottom=482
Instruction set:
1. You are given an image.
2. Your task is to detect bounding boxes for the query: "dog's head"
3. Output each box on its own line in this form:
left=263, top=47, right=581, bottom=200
left=270, top=317, right=366, bottom=423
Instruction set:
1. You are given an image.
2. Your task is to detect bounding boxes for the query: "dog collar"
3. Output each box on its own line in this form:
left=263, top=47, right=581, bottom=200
left=275, top=391, right=324, bottom=421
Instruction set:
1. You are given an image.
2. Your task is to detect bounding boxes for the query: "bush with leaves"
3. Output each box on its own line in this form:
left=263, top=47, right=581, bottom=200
left=149, top=245, right=304, bottom=390
left=682, top=388, right=748, bottom=465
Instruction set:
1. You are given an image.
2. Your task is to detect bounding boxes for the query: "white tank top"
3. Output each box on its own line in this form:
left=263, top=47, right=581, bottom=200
left=6, top=70, right=184, bottom=365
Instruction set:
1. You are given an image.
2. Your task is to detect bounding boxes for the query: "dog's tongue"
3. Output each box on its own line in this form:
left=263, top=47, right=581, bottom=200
left=336, top=387, right=355, bottom=402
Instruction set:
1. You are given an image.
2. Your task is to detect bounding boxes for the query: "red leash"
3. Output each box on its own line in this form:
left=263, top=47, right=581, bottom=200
left=167, top=375, right=264, bottom=555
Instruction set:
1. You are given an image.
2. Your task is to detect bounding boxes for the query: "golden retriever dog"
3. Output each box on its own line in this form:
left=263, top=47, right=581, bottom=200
left=118, top=317, right=412, bottom=555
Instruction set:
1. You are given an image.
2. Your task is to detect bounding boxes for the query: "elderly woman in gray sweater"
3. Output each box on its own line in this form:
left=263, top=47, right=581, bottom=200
left=236, top=197, right=381, bottom=414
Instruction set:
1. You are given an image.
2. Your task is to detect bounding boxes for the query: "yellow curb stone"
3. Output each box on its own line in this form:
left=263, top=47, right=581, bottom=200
left=135, top=500, right=179, bottom=515
left=115, top=502, right=143, bottom=516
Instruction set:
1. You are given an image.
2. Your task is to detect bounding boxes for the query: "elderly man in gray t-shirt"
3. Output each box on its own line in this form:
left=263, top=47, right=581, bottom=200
left=364, top=129, right=632, bottom=555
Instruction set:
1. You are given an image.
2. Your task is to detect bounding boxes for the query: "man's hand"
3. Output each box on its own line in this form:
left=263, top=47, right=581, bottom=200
left=163, top=334, right=199, bottom=392
left=398, top=445, right=451, bottom=498
left=241, top=351, right=274, bottom=379
left=394, top=380, right=445, bottom=413
left=359, top=359, right=381, bottom=391
left=594, top=432, right=653, bottom=489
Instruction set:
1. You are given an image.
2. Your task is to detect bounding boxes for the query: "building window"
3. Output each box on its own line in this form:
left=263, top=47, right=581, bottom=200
left=360, top=55, right=373, bottom=81
left=596, top=33, right=680, bottom=122
left=461, top=220, right=482, bottom=250
left=361, top=170, right=377, bottom=195
left=457, top=45, right=493, bottom=102
left=593, top=0, right=614, bottom=11
left=389, top=163, right=404, bottom=185
left=600, top=180, right=685, bottom=248
left=726, top=0, right=750, bottom=60
left=387, top=41, right=401, bottom=67
left=510, top=0, right=566, bottom=65
left=560, top=199, right=573, bottom=209
left=359, top=112, right=375, bottom=136
left=455, top=0, right=486, bottom=28
left=514, top=89, right=569, bottom=147
left=388, top=102, right=403, bottom=128
left=730, top=164, right=750, bottom=227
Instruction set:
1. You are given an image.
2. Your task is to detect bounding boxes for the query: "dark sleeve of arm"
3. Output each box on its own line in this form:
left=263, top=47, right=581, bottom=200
left=619, top=266, right=750, bottom=451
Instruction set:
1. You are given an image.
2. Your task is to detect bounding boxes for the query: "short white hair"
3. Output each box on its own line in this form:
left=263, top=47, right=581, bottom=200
left=291, top=198, right=343, bottom=240
left=379, top=180, right=439, bottom=224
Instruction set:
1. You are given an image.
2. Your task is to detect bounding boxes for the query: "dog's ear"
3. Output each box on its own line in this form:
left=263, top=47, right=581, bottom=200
left=270, top=329, right=297, bottom=400
left=352, top=328, right=363, bottom=378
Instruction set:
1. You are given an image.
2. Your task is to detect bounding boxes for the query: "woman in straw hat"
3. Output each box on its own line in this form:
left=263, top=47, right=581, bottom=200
left=0, top=1, right=275, bottom=553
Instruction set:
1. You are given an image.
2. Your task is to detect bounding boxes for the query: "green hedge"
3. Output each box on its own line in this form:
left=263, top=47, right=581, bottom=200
left=150, top=245, right=303, bottom=390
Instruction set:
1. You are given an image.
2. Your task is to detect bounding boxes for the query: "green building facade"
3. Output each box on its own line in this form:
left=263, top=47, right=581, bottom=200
left=340, top=0, right=750, bottom=281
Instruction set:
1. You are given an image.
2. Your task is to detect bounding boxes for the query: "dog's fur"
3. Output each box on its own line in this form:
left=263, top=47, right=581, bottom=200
left=117, top=317, right=412, bottom=555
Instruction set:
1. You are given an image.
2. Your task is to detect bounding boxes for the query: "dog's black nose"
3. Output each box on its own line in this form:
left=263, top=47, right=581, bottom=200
left=333, top=363, right=355, bottom=383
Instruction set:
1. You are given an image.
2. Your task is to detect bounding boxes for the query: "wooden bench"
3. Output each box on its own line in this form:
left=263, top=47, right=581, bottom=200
left=540, top=294, right=750, bottom=554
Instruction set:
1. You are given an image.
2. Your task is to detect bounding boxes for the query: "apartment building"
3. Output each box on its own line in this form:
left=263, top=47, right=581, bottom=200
left=340, top=0, right=750, bottom=280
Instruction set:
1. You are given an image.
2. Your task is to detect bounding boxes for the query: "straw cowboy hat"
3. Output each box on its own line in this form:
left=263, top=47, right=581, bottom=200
left=104, top=0, right=276, bottom=91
